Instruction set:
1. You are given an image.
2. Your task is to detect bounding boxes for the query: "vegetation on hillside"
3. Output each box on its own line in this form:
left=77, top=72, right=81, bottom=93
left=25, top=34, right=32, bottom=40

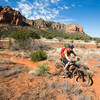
left=0, top=25, right=100, bottom=42
left=39, top=29, right=92, bottom=40
left=9, top=29, right=40, bottom=49
left=10, top=30, right=40, bottom=40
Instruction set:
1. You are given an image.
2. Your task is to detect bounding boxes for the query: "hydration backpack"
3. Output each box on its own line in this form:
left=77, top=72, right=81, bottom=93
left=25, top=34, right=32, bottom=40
left=61, top=48, right=66, bottom=58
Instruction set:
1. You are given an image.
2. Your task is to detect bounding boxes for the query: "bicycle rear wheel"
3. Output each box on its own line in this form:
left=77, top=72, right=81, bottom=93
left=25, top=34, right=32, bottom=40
left=55, top=63, right=65, bottom=76
left=73, top=68, right=90, bottom=87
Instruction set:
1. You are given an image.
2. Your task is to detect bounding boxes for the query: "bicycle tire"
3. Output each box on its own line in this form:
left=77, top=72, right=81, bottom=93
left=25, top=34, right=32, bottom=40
left=89, top=77, right=94, bottom=86
left=73, top=68, right=90, bottom=87
left=55, top=63, right=65, bottom=76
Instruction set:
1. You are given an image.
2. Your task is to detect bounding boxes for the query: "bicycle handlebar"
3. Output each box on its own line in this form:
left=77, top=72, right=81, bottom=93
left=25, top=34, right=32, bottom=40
left=69, top=57, right=80, bottom=64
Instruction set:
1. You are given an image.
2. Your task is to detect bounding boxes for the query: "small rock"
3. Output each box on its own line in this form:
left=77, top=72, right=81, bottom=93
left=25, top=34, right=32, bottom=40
left=28, top=69, right=35, bottom=74
left=4, top=60, right=15, bottom=64
left=45, top=72, right=52, bottom=77
left=72, top=87, right=82, bottom=96
left=96, top=64, right=100, bottom=68
left=0, top=66, right=8, bottom=71
left=23, top=54, right=30, bottom=58
left=28, top=77, right=34, bottom=82
left=77, top=94, right=85, bottom=100
left=0, top=59, right=5, bottom=64
left=47, top=57, right=56, bottom=61
left=49, top=82, right=56, bottom=88
left=17, top=65, right=23, bottom=69
left=4, top=69, right=21, bottom=77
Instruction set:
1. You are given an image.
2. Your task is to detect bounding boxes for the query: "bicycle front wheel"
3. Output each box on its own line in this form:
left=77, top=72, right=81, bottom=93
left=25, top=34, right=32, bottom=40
left=73, top=68, right=90, bottom=87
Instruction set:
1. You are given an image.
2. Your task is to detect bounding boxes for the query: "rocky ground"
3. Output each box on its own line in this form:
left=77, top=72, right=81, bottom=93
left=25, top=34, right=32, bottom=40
left=0, top=40, right=100, bottom=100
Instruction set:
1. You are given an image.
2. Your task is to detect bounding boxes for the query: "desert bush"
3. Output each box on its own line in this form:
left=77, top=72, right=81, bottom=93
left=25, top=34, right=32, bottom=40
left=30, top=50, right=47, bottom=61
left=37, top=63, right=49, bottom=75
left=32, top=40, right=52, bottom=50
left=31, top=63, right=49, bottom=76
left=10, top=30, right=40, bottom=49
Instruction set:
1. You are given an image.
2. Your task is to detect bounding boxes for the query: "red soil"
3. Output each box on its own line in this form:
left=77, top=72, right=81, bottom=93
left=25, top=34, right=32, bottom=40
left=87, top=60, right=100, bottom=100
left=0, top=49, right=100, bottom=100
left=10, top=57, right=100, bottom=100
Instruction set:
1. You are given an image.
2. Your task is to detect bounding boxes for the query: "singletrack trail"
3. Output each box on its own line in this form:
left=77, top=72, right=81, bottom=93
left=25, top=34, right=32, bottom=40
left=1, top=54, right=100, bottom=99
left=0, top=54, right=56, bottom=73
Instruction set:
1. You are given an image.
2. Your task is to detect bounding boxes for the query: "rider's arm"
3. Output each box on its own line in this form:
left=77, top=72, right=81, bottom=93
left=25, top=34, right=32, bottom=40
left=65, top=50, right=70, bottom=61
left=71, top=50, right=77, bottom=56
left=71, top=50, right=80, bottom=61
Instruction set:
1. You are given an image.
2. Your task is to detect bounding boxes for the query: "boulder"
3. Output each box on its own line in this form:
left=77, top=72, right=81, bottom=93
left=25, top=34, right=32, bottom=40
left=4, top=69, right=21, bottom=77
left=0, top=66, right=8, bottom=71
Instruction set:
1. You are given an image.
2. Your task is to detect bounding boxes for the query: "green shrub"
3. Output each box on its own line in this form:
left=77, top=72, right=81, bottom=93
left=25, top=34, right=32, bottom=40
left=36, top=63, right=49, bottom=76
left=10, top=30, right=40, bottom=40
left=10, top=30, right=40, bottom=49
left=30, top=50, right=47, bottom=61
left=0, top=31, right=9, bottom=38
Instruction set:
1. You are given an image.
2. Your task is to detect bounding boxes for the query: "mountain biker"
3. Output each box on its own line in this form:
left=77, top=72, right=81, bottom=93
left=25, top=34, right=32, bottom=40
left=60, top=44, right=77, bottom=75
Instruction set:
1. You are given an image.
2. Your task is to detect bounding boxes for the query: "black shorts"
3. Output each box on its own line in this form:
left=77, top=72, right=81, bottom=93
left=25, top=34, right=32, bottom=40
left=61, top=58, right=69, bottom=64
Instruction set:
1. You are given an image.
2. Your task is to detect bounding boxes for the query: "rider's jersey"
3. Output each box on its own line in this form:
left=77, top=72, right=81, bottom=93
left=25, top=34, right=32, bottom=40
left=61, top=48, right=76, bottom=60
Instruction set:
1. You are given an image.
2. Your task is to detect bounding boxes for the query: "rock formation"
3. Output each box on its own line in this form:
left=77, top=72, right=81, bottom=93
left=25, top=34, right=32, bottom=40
left=34, top=18, right=47, bottom=28
left=25, top=19, right=34, bottom=26
left=51, top=22, right=65, bottom=30
left=0, top=5, right=84, bottom=33
left=65, top=24, right=83, bottom=33
left=0, top=6, right=23, bottom=25
left=32, top=19, right=83, bottom=33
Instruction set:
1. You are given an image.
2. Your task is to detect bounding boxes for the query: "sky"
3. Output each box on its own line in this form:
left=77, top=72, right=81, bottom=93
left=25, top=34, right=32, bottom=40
left=0, top=0, right=100, bottom=38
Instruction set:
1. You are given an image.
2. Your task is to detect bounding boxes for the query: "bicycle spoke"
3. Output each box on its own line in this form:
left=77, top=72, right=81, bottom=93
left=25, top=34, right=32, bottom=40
left=73, top=68, right=90, bottom=87
left=55, top=63, right=65, bottom=76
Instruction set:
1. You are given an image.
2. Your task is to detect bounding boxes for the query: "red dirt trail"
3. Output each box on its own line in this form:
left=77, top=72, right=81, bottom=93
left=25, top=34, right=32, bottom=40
left=1, top=54, right=100, bottom=100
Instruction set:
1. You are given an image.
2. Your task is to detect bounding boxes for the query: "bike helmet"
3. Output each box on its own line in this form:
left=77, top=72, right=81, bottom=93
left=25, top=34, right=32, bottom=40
left=67, top=44, right=74, bottom=49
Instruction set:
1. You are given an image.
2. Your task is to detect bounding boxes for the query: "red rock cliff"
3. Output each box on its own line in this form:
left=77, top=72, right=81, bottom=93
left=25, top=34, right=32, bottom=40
left=0, top=6, right=23, bottom=25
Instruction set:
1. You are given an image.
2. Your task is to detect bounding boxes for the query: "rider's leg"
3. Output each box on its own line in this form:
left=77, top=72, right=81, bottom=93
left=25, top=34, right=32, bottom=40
left=61, top=58, right=69, bottom=72
left=60, top=58, right=69, bottom=78
left=64, top=62, right=70, bottom=71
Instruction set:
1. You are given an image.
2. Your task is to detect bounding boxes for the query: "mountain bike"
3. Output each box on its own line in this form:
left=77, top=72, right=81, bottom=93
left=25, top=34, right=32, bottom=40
left=55, top=58, right=92, bottom=87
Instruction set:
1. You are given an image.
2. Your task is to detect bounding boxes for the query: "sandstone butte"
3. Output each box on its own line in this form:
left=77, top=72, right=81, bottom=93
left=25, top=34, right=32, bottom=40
left=0, top=5, right=84, bottom=34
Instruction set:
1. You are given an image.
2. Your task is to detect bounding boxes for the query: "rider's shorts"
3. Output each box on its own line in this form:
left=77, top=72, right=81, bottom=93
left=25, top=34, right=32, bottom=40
left=61, top=58, right=69, bottom=64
